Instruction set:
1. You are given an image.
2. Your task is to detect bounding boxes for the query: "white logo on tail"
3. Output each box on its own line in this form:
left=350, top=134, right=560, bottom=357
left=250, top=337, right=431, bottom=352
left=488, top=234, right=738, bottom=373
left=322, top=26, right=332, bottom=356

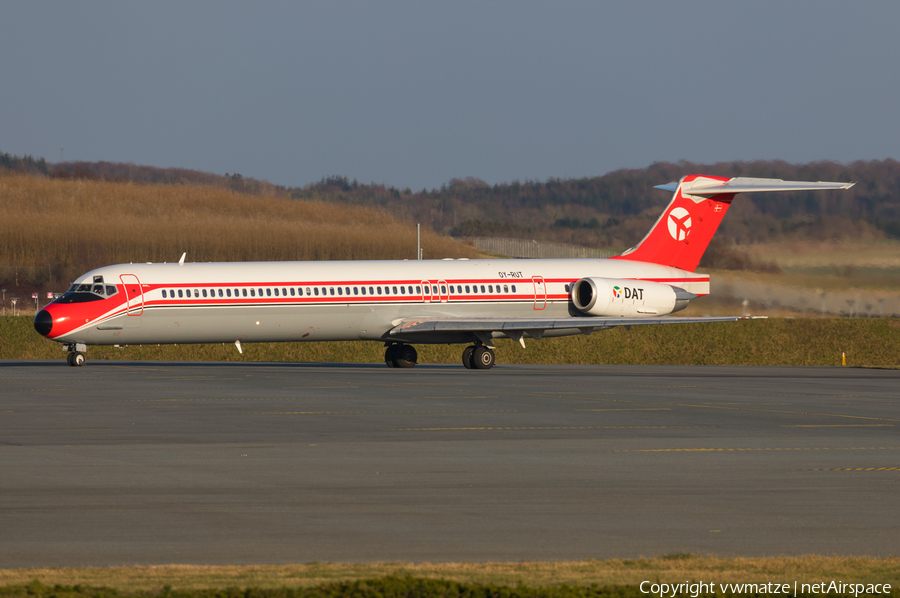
left=667, top=207, right=692, bottom=241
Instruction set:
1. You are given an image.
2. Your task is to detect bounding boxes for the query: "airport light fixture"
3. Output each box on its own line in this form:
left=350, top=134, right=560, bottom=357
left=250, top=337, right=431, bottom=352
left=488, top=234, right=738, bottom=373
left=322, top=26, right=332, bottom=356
left=10, top=298, right=18, bottom=317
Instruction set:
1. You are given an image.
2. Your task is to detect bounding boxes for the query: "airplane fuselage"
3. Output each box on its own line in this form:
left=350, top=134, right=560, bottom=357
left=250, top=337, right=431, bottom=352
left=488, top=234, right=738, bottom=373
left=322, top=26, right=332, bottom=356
left=37, top=257, right=708, bottom=347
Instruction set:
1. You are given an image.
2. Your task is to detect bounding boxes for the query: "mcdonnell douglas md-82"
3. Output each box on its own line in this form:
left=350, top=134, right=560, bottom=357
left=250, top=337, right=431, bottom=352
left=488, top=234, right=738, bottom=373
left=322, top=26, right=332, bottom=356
left=34, top=175, right=854, bottom=368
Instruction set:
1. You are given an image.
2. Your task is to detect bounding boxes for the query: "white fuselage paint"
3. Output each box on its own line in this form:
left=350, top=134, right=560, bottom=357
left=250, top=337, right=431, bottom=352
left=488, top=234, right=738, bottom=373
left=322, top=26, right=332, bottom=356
left=57, top=258, right=708, bottom=346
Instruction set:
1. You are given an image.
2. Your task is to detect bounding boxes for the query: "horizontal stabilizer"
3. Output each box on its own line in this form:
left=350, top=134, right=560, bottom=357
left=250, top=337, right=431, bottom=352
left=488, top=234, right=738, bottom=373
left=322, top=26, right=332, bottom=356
left=655, top=177, right=855, bottom=197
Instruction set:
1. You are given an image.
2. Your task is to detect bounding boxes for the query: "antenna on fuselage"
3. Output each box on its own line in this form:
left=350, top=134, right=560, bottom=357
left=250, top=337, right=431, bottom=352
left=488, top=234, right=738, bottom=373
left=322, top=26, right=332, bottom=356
left=178, top=253, right=186, bottom=266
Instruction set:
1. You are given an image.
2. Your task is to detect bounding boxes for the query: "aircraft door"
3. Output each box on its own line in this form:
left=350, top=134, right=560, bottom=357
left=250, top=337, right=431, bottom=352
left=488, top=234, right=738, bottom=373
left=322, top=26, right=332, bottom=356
left=120, top=274, right=144, bottom=316
left=532, top=276, right=547, bottom=310
left=437, top=280, right=449, bottom=303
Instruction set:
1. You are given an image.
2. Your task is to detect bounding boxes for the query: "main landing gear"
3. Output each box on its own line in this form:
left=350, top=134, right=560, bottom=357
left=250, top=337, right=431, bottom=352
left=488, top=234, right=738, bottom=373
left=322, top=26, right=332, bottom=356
left=462, top=345, right=495, bottom=370
left=383, top=343, right=496, bottom=370
left=385, top=344, right=418, bottom=368
left=66, top=352, right=85, bottom=367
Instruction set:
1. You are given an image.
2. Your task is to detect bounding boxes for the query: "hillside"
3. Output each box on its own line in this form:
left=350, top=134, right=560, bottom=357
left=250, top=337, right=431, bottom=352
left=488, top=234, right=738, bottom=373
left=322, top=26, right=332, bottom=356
left=0, top=175, right=477, bottom=300
left=5, top=152, right=898, bottom=251
left=294, top=161, right=900, bottom=250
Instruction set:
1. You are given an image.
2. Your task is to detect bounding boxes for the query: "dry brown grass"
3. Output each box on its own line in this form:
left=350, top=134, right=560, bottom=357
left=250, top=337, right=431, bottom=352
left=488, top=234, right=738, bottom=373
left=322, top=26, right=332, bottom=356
left=0, top=175, right=479, bottom=289
left=1, top=557, right=898, bottom=590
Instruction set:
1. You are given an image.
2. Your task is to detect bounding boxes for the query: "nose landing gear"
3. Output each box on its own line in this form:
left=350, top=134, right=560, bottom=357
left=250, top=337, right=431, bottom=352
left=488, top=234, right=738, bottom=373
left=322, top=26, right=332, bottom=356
left=63, top=343, right=87, bottom=367
left=66, top=352, right=85, bottom=367
left=384, top=344, right=418, bottom=368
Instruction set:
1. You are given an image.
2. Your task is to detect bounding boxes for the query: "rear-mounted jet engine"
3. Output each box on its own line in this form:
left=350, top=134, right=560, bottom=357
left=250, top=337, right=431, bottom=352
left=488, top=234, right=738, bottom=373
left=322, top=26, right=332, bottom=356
left=571, top=277, right=695, bottom=317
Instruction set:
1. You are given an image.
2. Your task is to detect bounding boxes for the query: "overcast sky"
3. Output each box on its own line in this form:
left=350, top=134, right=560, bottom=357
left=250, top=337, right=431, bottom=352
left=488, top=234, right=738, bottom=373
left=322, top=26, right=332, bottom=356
left=2, top=1, right=898, bottom=190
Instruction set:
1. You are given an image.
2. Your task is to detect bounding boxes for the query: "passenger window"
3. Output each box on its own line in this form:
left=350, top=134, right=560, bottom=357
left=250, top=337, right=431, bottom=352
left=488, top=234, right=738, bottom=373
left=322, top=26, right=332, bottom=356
left=416, top=285, right=421, bottom=294
left=361, top=287, right=366, bottom=295
left=249, top=289, right=255, bottom=297
left=217, top=289, right=223, bottom=297
left=449, top=286, right=453, bottom=294
left=512, top=285, right=516, bottom=292
left=369, top=286, right=374, bottom=295
left=226, top=289, right=232, bottom=297
left=400, top=286, right=405, bottom=295
left=179, top=290, right=184, bottom=298
left=337, top=287, right=343, bottom=296
left=274, top=288, right=279, bottom=296
left=441, top=285, right=446, bottom=294
left=377, top=286, right=382, bottom=295
left=504, top=285, right=509, bottom=293
left=162, top=290, right=167, bottom=298
left=480, top=285, right=485, bottom=293
left=488, top=285, right=493, bottom=293
left=266, top=289, right=271, bottom=297
left=289, top=288, right=294, bottom=296
left=314, top=288, right=319, bottom=296
left=282, top=288, right=287, bottom=295
left=353, top=287, right=358, bottom=295
left=242, top=289, right=247, bottom=297
left=465, top=285, right=470, bottom=293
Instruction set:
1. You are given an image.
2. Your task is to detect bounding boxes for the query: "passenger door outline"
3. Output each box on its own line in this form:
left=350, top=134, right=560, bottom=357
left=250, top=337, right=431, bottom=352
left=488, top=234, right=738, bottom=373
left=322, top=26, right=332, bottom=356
left=120, top=274, right=144, bottom=316
left=532, top=276, right=547, bottom=310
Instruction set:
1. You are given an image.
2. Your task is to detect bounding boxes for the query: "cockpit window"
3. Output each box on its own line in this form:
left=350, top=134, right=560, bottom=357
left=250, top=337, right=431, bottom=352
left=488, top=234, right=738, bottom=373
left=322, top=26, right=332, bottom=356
left=58, top=279, right=116, bottom=303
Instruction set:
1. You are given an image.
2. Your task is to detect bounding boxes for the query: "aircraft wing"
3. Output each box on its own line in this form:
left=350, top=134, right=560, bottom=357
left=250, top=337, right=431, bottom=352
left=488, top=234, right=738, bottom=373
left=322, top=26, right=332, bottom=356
left=388, top=315, right=763, bottom=345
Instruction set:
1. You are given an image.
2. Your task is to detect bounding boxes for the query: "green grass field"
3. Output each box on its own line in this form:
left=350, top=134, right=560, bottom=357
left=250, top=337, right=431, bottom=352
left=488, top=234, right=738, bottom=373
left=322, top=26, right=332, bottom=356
left=0, top=557, right=898, bottom=597
left=2, top=316, right=898, bottom=367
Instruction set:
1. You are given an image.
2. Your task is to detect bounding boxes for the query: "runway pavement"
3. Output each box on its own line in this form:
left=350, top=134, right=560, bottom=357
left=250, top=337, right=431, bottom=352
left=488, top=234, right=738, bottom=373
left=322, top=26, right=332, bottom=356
left=1, top=360, right=898, bottom=566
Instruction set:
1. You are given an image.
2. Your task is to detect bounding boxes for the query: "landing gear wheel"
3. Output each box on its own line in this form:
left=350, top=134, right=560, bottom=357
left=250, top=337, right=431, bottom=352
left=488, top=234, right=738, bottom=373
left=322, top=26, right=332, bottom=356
left=67, top=352, right=85, bottom=367
left=384, top=344, right=398, bottom=368
left=66, top=352, right=75, bottom=366
left=393, top=345, right=418, bottom=368
left=473, top=346, right=495, bottom=370
left=462, top=346, right=476, bottom=369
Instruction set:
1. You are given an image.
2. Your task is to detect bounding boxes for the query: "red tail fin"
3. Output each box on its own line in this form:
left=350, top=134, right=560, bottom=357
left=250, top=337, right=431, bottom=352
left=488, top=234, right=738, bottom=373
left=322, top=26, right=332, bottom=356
left=614, top=175, right=734, bottom=272
left=613, top=175, right=855, bottom=272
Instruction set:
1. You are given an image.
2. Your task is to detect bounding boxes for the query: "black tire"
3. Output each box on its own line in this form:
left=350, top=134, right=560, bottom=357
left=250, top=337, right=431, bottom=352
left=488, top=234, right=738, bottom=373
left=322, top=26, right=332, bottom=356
left=384, top=345, right=398, bottom=368
left=72, top=353, right=85, bottom=367
left=394, top=345, right=418, bottom=368
left=462, top=346, right=475, bottom=369
left=66, top=352, right=75, bottom=367
left=473, top=346, right=495, bottom=369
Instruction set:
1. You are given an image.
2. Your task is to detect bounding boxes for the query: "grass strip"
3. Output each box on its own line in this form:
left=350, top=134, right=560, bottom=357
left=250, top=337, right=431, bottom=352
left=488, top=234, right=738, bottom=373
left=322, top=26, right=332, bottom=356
left=1, top=558, right=899, bottom=592
left=2, top=317, right=899, bottom=367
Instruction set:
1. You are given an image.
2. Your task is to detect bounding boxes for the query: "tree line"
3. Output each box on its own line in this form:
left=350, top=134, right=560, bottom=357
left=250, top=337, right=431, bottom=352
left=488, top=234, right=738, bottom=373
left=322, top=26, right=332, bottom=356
left=4, top=150, right=899, bottom=249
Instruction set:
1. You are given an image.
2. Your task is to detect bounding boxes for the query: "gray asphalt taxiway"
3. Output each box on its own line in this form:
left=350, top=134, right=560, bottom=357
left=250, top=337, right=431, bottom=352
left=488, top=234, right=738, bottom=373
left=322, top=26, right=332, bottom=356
left=1, top=360, right=898, bottom=566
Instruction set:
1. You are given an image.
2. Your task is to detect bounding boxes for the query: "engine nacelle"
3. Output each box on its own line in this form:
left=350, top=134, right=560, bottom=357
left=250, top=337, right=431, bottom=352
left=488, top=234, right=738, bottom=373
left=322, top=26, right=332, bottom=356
left=571, top=277, right=694, bottom=317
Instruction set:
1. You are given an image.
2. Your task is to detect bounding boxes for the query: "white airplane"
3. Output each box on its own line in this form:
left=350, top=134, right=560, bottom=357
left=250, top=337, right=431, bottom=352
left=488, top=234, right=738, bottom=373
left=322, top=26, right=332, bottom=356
left=34, top=175, right=854, bottom=368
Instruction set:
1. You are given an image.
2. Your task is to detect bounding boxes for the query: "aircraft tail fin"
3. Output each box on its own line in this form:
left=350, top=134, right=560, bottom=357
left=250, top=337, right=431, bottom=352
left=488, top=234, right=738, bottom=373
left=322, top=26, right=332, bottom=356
left=613, top=175, right=855, bottom=272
